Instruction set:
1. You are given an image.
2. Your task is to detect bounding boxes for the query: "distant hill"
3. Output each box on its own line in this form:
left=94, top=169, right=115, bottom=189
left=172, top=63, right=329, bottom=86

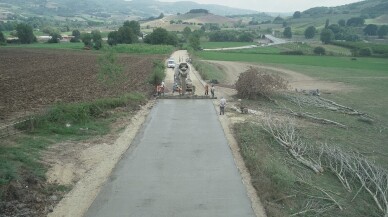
left=0, top=0, right=258, bottom=23
left=303, top=0, right=388, bottom=18
left=140, top=11, right=239, bottom=32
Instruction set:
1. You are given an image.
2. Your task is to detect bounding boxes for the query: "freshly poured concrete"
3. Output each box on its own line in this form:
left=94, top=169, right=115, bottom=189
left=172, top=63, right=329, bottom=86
left=84, top=99, right=255, bottom=217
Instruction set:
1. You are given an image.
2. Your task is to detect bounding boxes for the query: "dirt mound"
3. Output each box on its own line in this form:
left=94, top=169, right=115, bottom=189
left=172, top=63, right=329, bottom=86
left=0, top=48, right=164, bottom=121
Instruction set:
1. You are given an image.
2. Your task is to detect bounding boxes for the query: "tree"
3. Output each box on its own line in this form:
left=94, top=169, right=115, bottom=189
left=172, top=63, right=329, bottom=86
left=377, top=25, right=388, bottom=38
left=70, top=29, right=81, bottom=42
left=0, top=31, right=6, bottom=45
left=273, top=16, right=284, bottom=24
left=320, top=28, right=334, bottom=44
left=16, top=23, right=36, bottom=44
left=364, top=24, right=378, bottom=36
left=91, top=30, right=102, bottom=50
left=338, top=19, right=346, bottom=27
left=359, top=47, right=372, bottom=56
left=118, top=26, right=136, bottom=44
left=48, top=32, right=62, bottom=43
left=188, top=34, right=201, bottom=50
left=183, top=26, right=192, bottom=41
left=123, top=20, right=141, bottom=36
left=346, top=17, right=365, bottom=27
left=314, top=46, right=326, bottom=55
left=283, top=27, right=292, bottom=38
left=107, top=31, right=119, bottom=46
left=304, top=26, right=316, bottom=39
left=293, top=11, right=301, bottom=19
left=325, top=19, right=330, bottom=28
left=81, top=33, right=93, bottom=48
left=144, top=27, right=177, bottom=46
left=238, top=32, right=254, bottom=42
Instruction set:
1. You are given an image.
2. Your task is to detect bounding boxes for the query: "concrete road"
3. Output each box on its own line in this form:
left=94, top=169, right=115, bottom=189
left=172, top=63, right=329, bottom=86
left=84, top=99, right=255, bottom=217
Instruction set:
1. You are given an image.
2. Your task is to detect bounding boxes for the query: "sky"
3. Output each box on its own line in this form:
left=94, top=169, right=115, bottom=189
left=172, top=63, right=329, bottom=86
left=161, top=0, right=363, bottom=12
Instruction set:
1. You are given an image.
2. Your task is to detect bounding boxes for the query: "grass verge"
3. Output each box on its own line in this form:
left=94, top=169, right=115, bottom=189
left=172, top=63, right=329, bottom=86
left=1, top=92, right=146, bottom=193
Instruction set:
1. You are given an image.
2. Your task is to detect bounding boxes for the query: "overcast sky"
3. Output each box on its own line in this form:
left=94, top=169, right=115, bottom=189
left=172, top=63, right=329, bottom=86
left=161, top=0, right=363, bottom=12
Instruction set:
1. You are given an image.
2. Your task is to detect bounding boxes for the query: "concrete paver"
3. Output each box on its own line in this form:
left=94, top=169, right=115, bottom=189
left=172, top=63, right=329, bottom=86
left=84, top=99, right=255, bottom=217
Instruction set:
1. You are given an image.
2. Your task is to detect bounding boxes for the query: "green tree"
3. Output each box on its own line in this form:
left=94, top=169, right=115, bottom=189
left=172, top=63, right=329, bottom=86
left=183, top=26, right=192, bottom=41
left=48, top=32, right=62, bottom=43
left=91, top=30, right=102, bottom=50
left=70, top=29, right=81, bottom=42
left=0, top=31, right=6, bottom=45
left=364, top=24, right=378, bottom=36
left=81, top=33, right=92, bottom=48
left=16, top=23, right=36, bottom=44
left=107, top=31, right=119, bottom=46
left=293, top=11, right=301, bottom=19
left=283, top=27, right=292, bottom=38
left=377, top=25, right=388, bottom=38
left=144, top=28, right=177, bottom=46
left=346, top=17, right=365, bottom=27
left=123, top=20, right=141, bottom=36
left=338, top=19, right=346, bottom=27
left=313, top=46, right=326, bottom=55
left=188, top=34, right=201, bottom=50
left=325, top=19, right=330, bottom=28
left=320, top=28, right=334, bottom=44
left=304, top=26, right=316, bottom=39
left=273, top=16, right=284, bottom=24
left=359, top=47, right=372, bottom=56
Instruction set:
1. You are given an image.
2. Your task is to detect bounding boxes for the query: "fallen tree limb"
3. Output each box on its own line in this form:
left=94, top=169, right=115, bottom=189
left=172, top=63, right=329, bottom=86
left=288, top=110, right=347, bottom=128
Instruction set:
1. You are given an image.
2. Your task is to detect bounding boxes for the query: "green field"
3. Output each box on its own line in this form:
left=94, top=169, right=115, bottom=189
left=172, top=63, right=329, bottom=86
left=196, top=51, right=388, bottom=71
left=195, top=49, right=388, bottom=217
left=3, top=42, right=175, bottom=55
left=201, top=41, right=257, bottom=49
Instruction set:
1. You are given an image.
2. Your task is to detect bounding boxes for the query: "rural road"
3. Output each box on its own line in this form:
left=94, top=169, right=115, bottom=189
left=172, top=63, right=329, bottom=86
left=83, top=50, right=258, bottom=217
left=84, top=99, right=256, bottom=217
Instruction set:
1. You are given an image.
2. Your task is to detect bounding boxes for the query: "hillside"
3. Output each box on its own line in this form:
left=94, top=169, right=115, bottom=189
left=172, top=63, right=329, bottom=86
left=0, top=0, right=258, bottom=24
left=140, top=11, right=238, bottom=31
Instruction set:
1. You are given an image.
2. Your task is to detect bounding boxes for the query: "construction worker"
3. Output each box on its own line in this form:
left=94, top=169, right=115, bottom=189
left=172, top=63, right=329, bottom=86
left=210, top=84, right=215, bottom=98
left=204, top=83, right=209, bottom=96
left=219, top=96, right=226, bottom=115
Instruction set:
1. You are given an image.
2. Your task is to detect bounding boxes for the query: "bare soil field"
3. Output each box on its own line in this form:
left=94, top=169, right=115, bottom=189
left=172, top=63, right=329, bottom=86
left=0, top=48, right=165, bottom=122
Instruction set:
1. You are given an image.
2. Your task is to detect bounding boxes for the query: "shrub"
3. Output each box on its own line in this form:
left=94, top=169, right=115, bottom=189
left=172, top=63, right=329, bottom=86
left=280, top=50, right=304, bottom=55
left=313, top=46, right=326, bottom=55
left=235, top=67, right=288, bottom=99
left=148, top=60, right=166, bottom=86
left=359, top=47, right=372, bottom=56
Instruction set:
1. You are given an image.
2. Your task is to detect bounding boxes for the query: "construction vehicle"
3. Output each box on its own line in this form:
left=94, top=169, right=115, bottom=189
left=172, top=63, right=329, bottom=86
left=174, top=62, right=195, bottom=95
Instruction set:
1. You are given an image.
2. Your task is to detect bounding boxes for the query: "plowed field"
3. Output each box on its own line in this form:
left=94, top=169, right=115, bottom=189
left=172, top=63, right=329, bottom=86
left=0, top=48, right=165, bottom=121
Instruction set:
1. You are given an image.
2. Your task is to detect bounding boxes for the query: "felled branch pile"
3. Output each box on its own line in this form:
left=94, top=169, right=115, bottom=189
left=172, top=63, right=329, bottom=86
left=321, top=145, right=388, bottom=217
left=262, top=116, right=388, bottom=216
left=284, top=93, right=369, bottom=117
left=262, top=116, right=324, bottom=173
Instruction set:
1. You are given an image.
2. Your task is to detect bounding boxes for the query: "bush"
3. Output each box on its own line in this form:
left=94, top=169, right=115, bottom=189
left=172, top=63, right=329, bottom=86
left=235, top=67, right=288, bottom=99
left=359, top=47, right=372, bottom=56
left=280, top=50, right=304, bottom=55
left=313, top=46, right=326, bottom=55
left=148, top=61, right=166, bottom=86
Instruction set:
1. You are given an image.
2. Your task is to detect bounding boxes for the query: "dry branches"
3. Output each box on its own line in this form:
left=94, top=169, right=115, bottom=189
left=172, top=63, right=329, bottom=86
left=262, top=115, right=388, bottom=216
left=262, top=115, right=324, bottom=173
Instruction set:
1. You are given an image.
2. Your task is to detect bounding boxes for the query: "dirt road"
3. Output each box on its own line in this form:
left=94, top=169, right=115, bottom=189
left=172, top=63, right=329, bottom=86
left=48, top=50, right=266, bottom=217
left=206, top=60, right=350, bottom=92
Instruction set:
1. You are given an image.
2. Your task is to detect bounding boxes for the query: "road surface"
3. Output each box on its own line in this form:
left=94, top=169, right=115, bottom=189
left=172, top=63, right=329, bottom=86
left=83, top=99, right=256, bottom=217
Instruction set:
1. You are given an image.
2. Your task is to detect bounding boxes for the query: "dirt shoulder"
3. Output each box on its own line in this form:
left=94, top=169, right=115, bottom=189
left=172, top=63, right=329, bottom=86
left=206, top=60, right=351, bottom=92
left=47, top=101, right=155, bottom=217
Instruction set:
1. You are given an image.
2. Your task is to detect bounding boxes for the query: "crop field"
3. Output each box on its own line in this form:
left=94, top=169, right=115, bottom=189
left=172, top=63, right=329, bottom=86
left=5, top=43, right=175, bottom=55
left=0, top=48, right=165, bottom=120
left=196, top=51, right=388, bottom=71
left=201, top=41, right=256, bottom=49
